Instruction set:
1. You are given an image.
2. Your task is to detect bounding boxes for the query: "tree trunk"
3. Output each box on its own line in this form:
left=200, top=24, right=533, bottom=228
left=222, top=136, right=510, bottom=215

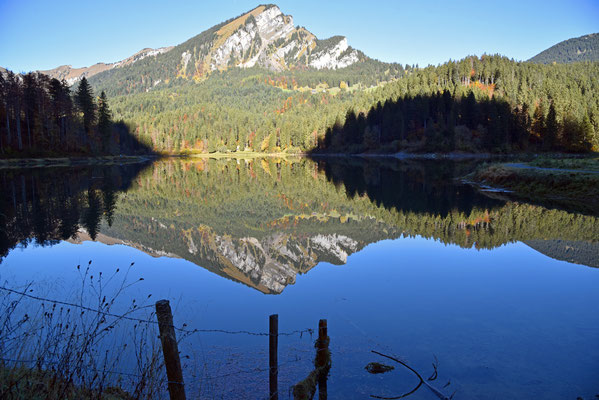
left=26, top=112, right=32, bottom=148
left=5, top=100, right=10, bottom=147
left=15, top=104, right=22, bottom=150
left=38, top=99, right=47, bottom=147
left=61, top=116, right=65, bottom=147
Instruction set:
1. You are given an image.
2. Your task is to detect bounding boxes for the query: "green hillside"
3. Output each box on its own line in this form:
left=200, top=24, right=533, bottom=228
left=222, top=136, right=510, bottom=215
left=104, top=55, right=599, bottom=155
left=528, top=33, right=599, bottom=64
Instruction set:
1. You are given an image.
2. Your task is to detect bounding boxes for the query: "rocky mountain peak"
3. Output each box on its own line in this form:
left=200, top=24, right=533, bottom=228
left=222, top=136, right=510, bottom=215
left=36, top=4, right=366, bottom=89
left=198, top=4, right=360, bottom=73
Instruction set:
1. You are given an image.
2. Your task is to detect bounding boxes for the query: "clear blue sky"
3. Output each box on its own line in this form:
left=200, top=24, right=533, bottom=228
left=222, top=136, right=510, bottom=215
left=1, top=0, right=598, bottom=73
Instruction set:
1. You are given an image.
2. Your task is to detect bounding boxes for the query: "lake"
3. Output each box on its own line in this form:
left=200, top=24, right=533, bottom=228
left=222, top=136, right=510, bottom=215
left=1, top=157, right=598, bottom=399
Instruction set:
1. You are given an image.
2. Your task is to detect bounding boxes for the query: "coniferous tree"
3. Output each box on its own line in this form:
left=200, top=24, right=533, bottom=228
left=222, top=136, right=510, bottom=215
left=532, top=102, right=545, bottom=140
left=543, top=103, right=559, bottom=150
left=580, top=114, right=596, bottom=150
left=461, top=91, right=478, bottom=129
left=22, top=73, right=37, bottom=149
left=97, top=91, right=112, bottom=153
left=0, top=73, right=8, bottom=152
left=75, top=77, right=96, bottom=137
left=49, top=78, right=73, bottom=149
left=12, top=74, right=23, bottom=151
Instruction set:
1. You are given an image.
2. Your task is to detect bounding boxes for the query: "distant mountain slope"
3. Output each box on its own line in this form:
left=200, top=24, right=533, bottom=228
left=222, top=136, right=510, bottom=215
left=524, top=240, right=599, bottom=268
left=528, top=33, right=599, bottom=64
left=38, top=47, right=173, bottom=86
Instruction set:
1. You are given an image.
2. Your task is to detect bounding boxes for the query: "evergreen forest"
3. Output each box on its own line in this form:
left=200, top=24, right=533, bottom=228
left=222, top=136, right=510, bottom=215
left=102, top=56, right=599, bottom=155
left=0, top=74, right=151, bottom=157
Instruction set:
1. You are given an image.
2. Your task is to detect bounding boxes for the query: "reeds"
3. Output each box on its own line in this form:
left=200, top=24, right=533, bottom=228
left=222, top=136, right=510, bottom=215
left=0, top=262, right=165, bottom=399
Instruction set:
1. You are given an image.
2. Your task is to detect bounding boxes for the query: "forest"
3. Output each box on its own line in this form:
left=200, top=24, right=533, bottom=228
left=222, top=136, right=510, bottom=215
left=0, top=73, right=151, bottom=157
left=103, top=55, right=599, bottom=155
left=2, top=55, right=598, bottom=157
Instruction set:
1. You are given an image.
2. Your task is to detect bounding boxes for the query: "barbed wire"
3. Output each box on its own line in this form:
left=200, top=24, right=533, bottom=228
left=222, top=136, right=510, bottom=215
left=0, top=285, right=314, bottom=338
left=201, top=357, right=307, bottom=381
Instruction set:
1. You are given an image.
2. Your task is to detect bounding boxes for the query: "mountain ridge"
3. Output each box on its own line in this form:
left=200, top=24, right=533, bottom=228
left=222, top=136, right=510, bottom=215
left=528, top=33, right=599, bottom=64
left=39, top=47, right=174, bottom=86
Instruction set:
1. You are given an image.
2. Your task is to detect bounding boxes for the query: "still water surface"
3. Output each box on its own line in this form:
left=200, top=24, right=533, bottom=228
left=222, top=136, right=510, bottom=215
left=1, top=157, right=598, bottom=399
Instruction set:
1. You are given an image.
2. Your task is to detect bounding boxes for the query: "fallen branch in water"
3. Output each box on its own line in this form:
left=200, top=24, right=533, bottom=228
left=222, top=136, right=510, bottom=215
left=370, top=350, right=455, bottom=400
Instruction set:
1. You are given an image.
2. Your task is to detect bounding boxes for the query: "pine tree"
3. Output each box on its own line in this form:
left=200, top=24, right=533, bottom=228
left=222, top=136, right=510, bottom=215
left=75, top=77, right=96, bottom=137
left=23, top=73, right=37, bottom=149
left=532, top=102, right=545, bottom=139
left=0, top=73, right=9, bottom=151
left=461, top=91, right=478, bottom=129
left=543, top=103, right=558, bottom=151
left=97, top=91, right=112, bottom=153
left=580, top=114, right=595, bottom=151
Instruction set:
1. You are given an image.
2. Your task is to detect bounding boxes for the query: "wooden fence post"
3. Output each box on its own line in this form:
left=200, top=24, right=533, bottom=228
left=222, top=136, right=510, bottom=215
left=155, top=300, right=186, bottom=400
left=269, top=314, right=279, bottom=400
left=316, top=319, right=328, bottom=400
left=291, top=318, right=331, bottom=399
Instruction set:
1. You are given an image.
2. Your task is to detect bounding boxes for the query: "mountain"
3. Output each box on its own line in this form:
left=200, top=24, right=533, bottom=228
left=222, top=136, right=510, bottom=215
left=528, top=33, right=599, bottom=64
left=175, top=4, right=363, bottom=72
left=44, top=4, right=376, bottom=93
left=39, top=47, right=173, bottom=86
left=524, top=240, right=599, bottom=268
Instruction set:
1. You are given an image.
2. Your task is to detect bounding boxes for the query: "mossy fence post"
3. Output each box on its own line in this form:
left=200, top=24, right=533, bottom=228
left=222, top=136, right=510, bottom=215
left=292, top=318, right=330, bottom=400
left=269, top=314, right=279, bottom=400
left=156, top=300, right=186, bottom=400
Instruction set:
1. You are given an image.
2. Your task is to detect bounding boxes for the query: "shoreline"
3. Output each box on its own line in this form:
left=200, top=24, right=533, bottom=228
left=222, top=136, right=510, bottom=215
left=0, top=155, right=157, bottom=169
left=1, top=151, right=595, bottom=168
left=464, top=159, right=599, bottom=215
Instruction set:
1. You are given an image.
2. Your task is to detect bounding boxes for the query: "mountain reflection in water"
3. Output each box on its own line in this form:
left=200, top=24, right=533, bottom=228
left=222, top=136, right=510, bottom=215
left=1, top=157, right=597, bottom=294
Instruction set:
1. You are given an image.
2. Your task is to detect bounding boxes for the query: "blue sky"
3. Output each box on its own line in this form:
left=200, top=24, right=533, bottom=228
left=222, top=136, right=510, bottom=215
left=1, top=0, right=598, bottom=73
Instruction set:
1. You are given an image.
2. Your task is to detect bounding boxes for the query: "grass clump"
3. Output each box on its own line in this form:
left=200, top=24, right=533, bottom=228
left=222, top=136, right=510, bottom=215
left=529, top=156, right=599, bottom=171
left=0, top=262, right=165, bottom=399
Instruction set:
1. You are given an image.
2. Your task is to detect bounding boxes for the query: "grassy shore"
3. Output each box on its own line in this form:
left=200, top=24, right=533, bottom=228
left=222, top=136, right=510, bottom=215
left=0, top=365, right=133, bottom=400
left=465, top=157, right=599, bottom=214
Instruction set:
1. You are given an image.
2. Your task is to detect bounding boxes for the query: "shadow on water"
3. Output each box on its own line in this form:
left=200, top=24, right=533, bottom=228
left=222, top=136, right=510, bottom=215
left=313, top=157, right=599, bottom=266
left=0, top=161, right=152, bottom=262
left=315, top=157, right=505, bottom=217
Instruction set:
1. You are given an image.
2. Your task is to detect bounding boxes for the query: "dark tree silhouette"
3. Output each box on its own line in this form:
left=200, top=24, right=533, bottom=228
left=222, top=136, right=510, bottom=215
left=312, top=89, right=594, bottom=154
left=543, top=102, right=559, bottom=150
left=97, top=91, right=112, bottom=153
left=75, top=77, right=96, bottom=138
